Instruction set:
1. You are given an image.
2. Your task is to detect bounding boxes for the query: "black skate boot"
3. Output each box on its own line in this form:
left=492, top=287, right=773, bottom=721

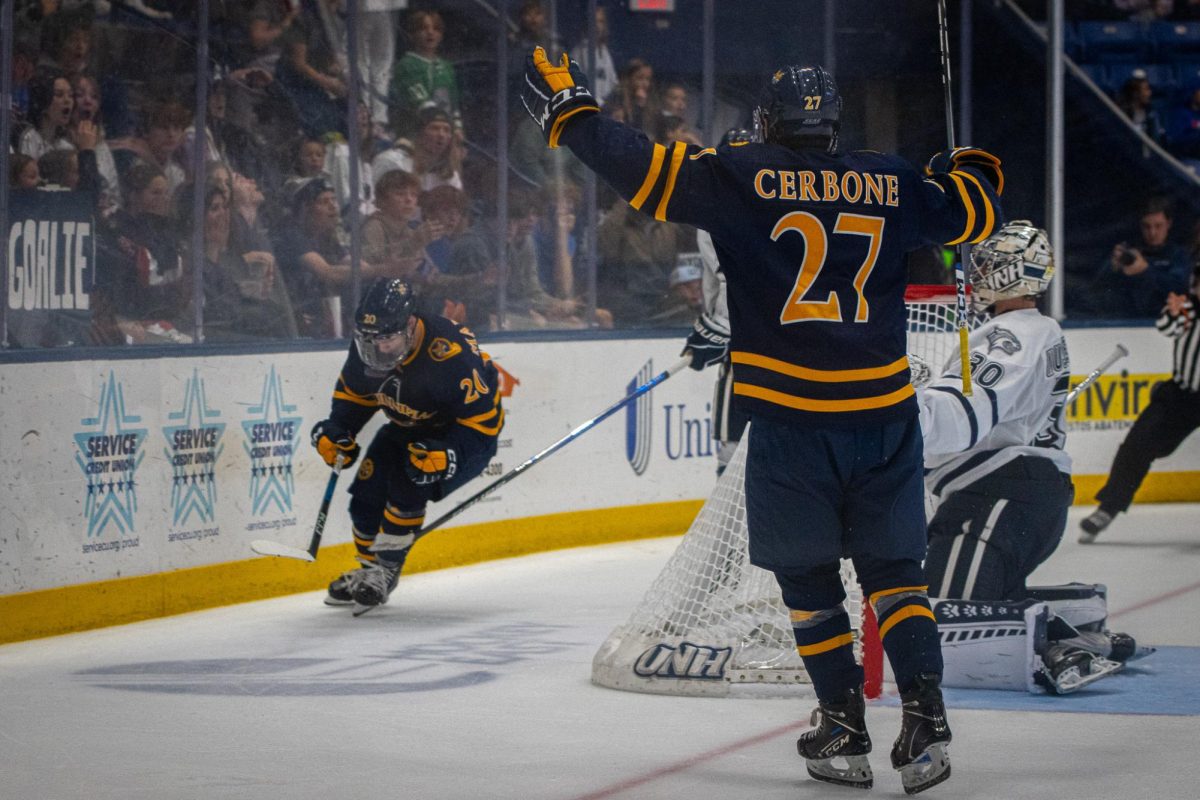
left=796, top=686, right=874, bottom=790
left=325, top=559, right=375, bottom=606
left=891, top=673, right=952, bottom=795
left=350, top=560, right=402, bottom=616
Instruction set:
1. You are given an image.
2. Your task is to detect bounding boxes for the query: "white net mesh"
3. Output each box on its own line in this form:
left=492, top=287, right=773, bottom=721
left=591, top=288, right=978, bottom=697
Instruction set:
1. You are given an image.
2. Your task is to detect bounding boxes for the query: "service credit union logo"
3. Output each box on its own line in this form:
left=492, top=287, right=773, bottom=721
left=241, top=366, right=301, bottom=517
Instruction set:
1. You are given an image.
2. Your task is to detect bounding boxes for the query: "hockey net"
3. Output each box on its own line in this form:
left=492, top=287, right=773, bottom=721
left=591, top=285, right=978, bottom=698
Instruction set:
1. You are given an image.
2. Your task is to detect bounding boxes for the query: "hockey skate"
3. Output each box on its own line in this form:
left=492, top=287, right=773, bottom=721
left=1035, top=643, right=1123, bottom=695
left=351, top=560, right=402, bottom=616
left=324, top=559, right=376, bottom=606
left=1078, top=509, right=1113, bottom=543
left=796, top=686, right=874, bottom=790
left=891, top=674, right=952, bottom=795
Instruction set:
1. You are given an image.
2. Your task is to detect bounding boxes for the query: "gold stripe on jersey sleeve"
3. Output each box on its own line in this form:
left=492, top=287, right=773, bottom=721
left=630, top=143, right=667, bottom=211
left=333, top=377, right=379, bottom=407
left=944, top=171, right=978, bottom=246
left=734, top=382, right=915, bottom=413
left=457, top=407, right=505, bottom=436
left=957, top=170, right=997, bottom=243
left=654, top=141, right=689, bottom=222
left=731, top=352, right=910, bottom=383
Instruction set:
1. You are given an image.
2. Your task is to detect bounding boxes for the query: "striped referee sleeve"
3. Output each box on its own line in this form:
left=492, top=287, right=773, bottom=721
left=1158, top=300, right=1200, bottom=391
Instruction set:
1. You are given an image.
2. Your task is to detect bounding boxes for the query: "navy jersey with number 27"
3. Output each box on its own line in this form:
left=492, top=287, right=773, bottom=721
left=560, top=116, right=1002, bottom=428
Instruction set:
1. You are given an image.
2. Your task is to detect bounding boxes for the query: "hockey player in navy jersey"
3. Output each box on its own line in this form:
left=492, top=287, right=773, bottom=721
left=918, top=222, right=1151, bottom=695
left=310, top=278, right=503, bottom=613
left=523, top=50, right=1003, bottom=793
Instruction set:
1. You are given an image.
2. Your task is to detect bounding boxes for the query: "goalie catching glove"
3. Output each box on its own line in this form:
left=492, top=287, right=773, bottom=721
left=522, top=47, right=600, bottom=148
left=406, top=440, right=458, bottom=486
left=925, top=146, right=1004, bottom=195
left=683, top=312, right=731, bottom=371
left=311, top=420, right=360, bottom=468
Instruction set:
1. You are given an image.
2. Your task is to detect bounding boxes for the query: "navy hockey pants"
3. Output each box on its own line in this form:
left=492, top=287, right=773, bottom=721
left=925, top=455, right=1074, bottom=601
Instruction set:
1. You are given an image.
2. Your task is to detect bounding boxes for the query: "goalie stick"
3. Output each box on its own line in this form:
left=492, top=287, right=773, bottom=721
left=1065, top=344, right=1129, bottom=406
left=253, top=356, right=692, bottom=563
left=250, top=455, right=345, bottom=562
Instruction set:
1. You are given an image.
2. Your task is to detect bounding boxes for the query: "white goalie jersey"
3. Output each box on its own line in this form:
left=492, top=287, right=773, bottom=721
left=919, top=308, right=1072, bottom=502
left=697, top=231, right=729, bottom=330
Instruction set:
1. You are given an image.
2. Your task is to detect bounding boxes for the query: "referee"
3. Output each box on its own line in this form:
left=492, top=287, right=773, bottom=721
left=1080, top=261, right=1200, bottom=541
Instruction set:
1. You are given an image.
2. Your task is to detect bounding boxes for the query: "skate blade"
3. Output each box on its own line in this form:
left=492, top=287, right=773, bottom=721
left=1128, top=645, right=1157, bottom=662
left=324, top=596, right=354, bottom=607
left=898, top=742, right=950, bottom=795
left=1051, top=658, right=1123, bottom=694
left=1077, top=531, right=1099, bottom=544
left=352, top=603, right=381, bottom=617
left=806, top=755, right=873, bottom=790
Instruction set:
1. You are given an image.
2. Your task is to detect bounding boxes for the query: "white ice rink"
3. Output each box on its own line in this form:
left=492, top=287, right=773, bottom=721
left=2, top=504, right=1198, bottom=800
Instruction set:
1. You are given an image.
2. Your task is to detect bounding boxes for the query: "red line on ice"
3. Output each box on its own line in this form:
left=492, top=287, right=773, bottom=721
left=567, top=720, right=806, bottom=800
left=1110, top=578, right=1200, bottom=619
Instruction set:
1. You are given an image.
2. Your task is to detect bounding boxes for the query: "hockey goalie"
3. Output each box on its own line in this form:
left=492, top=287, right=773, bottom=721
left=916, top=221, right=1153, bottom=695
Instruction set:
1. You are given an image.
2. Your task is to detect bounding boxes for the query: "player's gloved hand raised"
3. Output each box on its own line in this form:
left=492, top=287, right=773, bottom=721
left=521, top=46, right=600, bottom=148
left=925, top=146, right=1004, bottom=195
left=311, top=420, right=360, bottom=469
left=683, top=312, right=731, bottom=371
left=406, top=440, right=458, bottom=486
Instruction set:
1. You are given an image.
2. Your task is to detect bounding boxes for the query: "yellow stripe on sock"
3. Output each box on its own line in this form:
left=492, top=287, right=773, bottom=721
left=877, top=605, right=936, bottom=640
left=796, top=632, right=854, bottom=657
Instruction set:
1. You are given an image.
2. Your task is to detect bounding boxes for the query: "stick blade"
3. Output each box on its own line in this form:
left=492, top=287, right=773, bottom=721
left=250, top=539, right=316, bottom=562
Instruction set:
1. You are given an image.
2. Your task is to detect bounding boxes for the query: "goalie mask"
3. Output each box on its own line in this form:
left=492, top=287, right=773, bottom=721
left=754, top=65, right=841, bottom=154
left=354, top=278, right=418, bottom=372
left=970, top=221, right=1055, bottom=312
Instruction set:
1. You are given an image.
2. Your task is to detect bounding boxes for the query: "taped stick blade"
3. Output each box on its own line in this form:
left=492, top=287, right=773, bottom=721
left=250, top=539, right=316, bottom=562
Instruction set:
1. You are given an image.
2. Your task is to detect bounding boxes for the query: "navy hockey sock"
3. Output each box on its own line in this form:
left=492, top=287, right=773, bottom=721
left=871, top=586, right=943, bottom=694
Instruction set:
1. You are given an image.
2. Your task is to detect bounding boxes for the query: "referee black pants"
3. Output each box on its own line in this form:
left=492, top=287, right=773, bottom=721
left=1096, top=380, right=1200, bottom=514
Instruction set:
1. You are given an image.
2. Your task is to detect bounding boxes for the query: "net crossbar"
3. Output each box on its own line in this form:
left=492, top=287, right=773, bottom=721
left=591, top=286, right=980, bottom=698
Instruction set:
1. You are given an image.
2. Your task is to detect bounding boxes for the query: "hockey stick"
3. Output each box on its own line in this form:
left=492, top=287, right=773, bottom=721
left=936, top=0, right=974, bottom=397
left=1065, top=344, right=1129, bottom=406
left=410, top=355, right=693, bottom=544
left=251, top=455, right=345, bottom=562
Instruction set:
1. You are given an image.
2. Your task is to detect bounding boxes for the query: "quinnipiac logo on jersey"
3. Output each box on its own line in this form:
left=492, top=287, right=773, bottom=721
left=624, top=360, right=654, bottom=475
left=241, top=366, right=301, bottom=521
left=162, top=370, right=225, bottom=540
left=73, top=371, right=146, bottom=550
left=633, top=641, right=732, bottom=680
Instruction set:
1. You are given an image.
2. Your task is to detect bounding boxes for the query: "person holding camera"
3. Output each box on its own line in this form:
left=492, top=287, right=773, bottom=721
left=1089, top=196, right=1191, bottom=318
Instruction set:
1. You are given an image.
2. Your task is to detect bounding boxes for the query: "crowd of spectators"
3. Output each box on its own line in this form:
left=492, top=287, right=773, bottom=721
left=12, top=1, right=1200, bottom=350
left=5, top=0, right=716, bottom=347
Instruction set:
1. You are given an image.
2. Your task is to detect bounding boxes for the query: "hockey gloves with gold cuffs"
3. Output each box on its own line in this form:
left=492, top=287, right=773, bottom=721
left=522, top=46, right=600, bottom=148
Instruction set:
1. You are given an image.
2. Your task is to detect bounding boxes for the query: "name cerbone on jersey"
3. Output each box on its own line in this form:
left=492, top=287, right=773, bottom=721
left=554, top=114, right=1000, bottom=427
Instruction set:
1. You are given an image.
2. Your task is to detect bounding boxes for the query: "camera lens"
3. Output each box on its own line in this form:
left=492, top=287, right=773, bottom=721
left=1118, top=250, right=1137, bottom=267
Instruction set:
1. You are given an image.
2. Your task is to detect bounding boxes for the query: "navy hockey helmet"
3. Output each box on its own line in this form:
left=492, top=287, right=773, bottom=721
left=354, top=278, right=418, bottom=371
left=754, top=65, right=841, bottom=154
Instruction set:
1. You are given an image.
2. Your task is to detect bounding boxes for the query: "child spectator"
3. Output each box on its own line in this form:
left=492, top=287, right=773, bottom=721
left=657, top=82, right=703, bottom=145
left=390, top=10, right=462, bottom=139
left=18, top=70, right=75, bottom=160
left=111, top=100, right=190, bottom=196
left=324, top=100, right=383, bottom=217
left=361, top=169, right=429, bottom=280
left=411, top=105, right=464, bottom=191
left=416, top=185, right=497, bottom=325
left=70, top=73, right=120, bottom=214
left=9, top=154, right=40, bottom=189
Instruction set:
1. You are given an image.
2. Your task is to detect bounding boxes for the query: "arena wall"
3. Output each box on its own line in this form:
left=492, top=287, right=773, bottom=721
left=1, top=328, right=1194, bottom=643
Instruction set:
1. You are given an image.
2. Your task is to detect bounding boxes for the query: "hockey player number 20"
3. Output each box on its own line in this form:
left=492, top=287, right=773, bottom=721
left=771, top=211, right=884, bottom=325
